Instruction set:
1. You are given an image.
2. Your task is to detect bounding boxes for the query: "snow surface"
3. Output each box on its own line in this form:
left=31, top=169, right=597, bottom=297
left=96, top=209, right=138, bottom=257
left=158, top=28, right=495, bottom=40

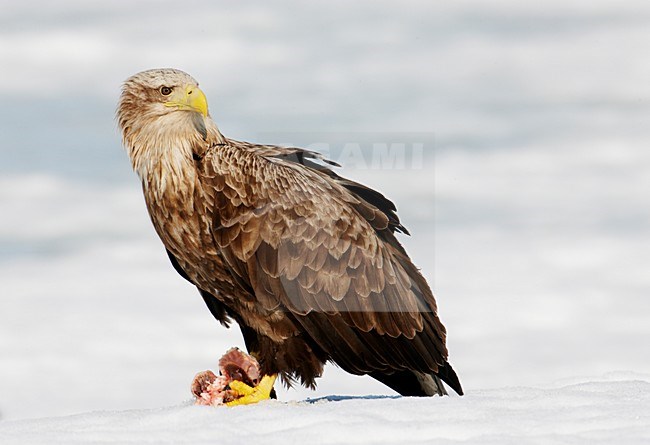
left=1, top=0, right=650, bottom=443
left=1, top=379, right=649, bottom=445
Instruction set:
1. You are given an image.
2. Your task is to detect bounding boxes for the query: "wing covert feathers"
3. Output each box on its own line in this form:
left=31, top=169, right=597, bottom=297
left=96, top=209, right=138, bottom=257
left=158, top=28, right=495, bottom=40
left=201, top=142, right=451, bottom=378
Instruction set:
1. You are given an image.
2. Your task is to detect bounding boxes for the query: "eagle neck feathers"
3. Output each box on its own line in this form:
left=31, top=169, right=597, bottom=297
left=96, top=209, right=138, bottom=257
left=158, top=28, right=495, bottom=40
left=124, top=112, right=224, bottom=201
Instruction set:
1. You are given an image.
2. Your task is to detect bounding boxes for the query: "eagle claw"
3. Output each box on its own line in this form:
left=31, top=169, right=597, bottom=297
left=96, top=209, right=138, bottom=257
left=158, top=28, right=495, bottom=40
left=226, top=375, right=277, bottom=406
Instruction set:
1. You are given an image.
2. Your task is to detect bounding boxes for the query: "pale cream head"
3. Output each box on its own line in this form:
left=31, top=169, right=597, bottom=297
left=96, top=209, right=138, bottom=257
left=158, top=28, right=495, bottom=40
left=117, top=68, right=223, bottom=177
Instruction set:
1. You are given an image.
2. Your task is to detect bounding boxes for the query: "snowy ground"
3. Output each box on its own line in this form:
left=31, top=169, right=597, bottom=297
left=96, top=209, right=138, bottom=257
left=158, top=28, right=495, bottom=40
left=1, top=378, right=649, bottom=444
left=1, top=0, right=650, bottom=443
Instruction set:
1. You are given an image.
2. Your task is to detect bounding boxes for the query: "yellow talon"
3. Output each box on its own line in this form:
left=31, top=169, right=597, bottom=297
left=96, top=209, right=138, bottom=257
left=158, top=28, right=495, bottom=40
left=226, top=375, right=277, bottom=406
left=228, top=380, right=256, bottom=396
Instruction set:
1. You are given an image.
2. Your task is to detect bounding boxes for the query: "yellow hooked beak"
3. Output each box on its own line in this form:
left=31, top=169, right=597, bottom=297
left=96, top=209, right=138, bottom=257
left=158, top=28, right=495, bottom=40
left=164, top=84, right=208, bottom=117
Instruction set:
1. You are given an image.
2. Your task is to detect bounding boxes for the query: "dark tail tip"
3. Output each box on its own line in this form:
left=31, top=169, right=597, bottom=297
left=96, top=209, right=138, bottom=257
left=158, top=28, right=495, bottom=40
left=437, top=361, right=463, bottom=396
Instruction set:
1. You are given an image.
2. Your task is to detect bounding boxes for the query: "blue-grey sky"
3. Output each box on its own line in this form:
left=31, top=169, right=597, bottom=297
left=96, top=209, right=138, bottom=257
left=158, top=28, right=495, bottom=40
left=1, top=0, right=648, bottom=181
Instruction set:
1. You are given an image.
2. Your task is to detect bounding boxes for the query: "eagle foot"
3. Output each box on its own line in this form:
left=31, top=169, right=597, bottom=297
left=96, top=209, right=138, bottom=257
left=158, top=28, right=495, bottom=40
left=226, top=375, right=277, bottom=406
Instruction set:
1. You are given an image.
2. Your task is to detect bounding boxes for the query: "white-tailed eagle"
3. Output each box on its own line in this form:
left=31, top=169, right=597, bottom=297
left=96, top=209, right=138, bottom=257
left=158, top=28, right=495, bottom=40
left=117, top=68, right=462, bottom=403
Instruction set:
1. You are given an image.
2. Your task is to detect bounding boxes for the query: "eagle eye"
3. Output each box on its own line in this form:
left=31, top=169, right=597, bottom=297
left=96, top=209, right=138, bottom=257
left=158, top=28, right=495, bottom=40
left=160, top=86, right=173, bottom=96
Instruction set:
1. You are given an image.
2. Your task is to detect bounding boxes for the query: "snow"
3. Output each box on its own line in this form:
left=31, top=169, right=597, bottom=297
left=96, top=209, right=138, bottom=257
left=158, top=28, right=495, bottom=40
left=1, top=379, right=648, bottom=444
left=2, top=0, right=650, bottom=442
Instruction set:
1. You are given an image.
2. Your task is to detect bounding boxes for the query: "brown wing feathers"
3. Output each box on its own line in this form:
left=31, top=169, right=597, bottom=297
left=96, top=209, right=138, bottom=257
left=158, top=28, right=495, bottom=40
left=204, top=142, right=453, bottom=383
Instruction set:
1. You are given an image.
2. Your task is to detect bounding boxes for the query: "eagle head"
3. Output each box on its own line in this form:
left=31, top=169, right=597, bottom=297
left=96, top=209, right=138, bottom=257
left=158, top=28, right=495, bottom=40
left=117, top=68, right=221, bottom=177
